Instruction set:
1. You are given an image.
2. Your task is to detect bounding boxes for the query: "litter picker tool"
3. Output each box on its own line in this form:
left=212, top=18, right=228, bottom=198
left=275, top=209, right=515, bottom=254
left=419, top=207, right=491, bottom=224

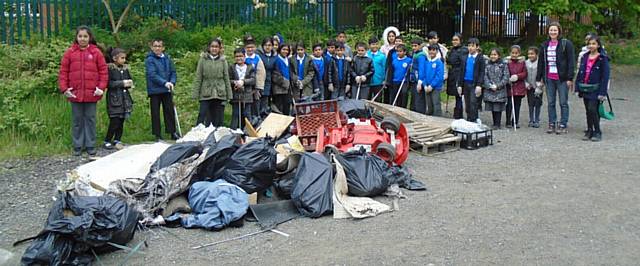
left=237, top=100, right=242, bottom=130
left=355, top=82, right=362, bottom=100
left=171, top=90, right=182, bottom=137
left=599, top=79, right=615, bottom=120
left=445, top=94, right=450, bottom=114
left=192, top=229, right=270, bottom=249
left=191, top=227, right=289, bottom=249
left=510, top=83, right=517, bottom=131
left=371, top=85, right=385, bottom=102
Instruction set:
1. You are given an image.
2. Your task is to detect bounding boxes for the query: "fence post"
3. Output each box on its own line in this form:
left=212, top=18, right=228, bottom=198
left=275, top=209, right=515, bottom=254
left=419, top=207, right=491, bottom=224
left=17, top=0, right=23, bottom=43
left=8, top=0, right=15, bottom=44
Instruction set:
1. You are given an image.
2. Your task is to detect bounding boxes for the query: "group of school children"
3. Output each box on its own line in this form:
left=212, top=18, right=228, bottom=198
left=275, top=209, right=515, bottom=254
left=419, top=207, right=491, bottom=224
left=57, top=22, right=610, bottom=155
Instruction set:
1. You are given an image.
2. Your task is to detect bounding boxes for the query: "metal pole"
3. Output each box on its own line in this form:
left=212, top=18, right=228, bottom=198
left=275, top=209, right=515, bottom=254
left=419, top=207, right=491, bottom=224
left=510, top=85, right=516, bottom=131
left=392, top=77, right=406, bottom=107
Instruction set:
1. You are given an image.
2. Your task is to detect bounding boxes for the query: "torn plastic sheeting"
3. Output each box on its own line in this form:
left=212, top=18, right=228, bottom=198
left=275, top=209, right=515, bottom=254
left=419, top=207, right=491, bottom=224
left=334, top=149, right=397, bottom=197
left=249, top=200, right=301, bottom=229
left=107, top=153, right=206, bottom=219
left=150, top=141, right=203, bottom=174
left=196, top=134, right=242, bottom=181
left=391, top=165, right=427, bottom=191
left=332, top=155, right=390, bottom=219
left=19, top=193, right=139, bottom=265
left=177, top=124, right=216, bottom=143
left=74, top=142, right=171, bottom=195
left=166, top=180, right=248, bottom=230
left=221, top=137, right=277, bottom=194
left=291, top=153, right=334, bottom=218
left=177, top=124, right=241, bottom=146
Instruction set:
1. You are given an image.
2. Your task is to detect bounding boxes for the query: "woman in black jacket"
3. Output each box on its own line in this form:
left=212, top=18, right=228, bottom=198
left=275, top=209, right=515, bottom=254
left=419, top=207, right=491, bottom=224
left=104, top=48, right=134, bottom=150
left=446, top=33, right=468, bottom=119
left=536, top=22, right=576, bottom=134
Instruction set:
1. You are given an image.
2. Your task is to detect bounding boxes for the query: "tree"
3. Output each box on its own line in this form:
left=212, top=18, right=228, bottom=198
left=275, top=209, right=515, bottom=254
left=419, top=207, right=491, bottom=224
left=101, top=0, right=138, bottom=45
left=510, top=0, right=640, bottom=38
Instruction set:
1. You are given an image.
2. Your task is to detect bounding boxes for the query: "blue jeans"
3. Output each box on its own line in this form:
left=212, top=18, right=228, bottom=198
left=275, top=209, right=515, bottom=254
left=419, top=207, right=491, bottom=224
left=545, top=79, right=569, bottom=127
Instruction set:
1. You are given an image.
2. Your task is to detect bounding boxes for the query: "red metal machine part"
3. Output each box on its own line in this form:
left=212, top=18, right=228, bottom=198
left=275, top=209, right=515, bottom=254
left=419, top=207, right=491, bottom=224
left=315, top=118, right=410, bottom=165
left=291, top=100, right=347, bottom=151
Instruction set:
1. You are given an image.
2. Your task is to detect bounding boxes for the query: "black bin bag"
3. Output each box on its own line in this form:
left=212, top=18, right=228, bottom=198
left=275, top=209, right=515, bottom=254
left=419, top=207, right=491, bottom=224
left=19, top=193, right=140, bottom=265
left=273, top=152, right=303, bottom=199
left=335, top=149, right=396, bottom=197
left=339, top=99, right=372, bottom=119
left=274, top=175, right=296, bottom=199
left=197, top=134, right=242, bottom=180
left=222, top=137, right=277, bottom=194
left=150, top=141, right=203, bottom=173
left=291, top=153, right=334, bottom=218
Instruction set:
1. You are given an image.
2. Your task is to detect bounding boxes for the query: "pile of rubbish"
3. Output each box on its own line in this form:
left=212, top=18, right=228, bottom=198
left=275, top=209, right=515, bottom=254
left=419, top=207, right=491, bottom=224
left=17, top=99, right=428, bottom=265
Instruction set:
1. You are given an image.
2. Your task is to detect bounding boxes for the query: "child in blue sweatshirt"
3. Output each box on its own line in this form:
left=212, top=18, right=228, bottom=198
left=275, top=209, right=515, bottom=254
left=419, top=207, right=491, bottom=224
left=367, top=37, right=386, bottom=101
left=419, top=44, right=445, bottom=116
left=385, top=44, right=412, bottom=107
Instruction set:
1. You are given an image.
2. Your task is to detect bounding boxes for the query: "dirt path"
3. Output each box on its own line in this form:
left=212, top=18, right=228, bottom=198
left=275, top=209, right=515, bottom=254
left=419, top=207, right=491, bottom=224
left=1, top=66, right=639, bottom=265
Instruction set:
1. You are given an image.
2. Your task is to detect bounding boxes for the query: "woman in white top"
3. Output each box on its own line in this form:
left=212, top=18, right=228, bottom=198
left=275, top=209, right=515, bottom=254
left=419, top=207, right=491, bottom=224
left=380, top=26, right=400, bottom=56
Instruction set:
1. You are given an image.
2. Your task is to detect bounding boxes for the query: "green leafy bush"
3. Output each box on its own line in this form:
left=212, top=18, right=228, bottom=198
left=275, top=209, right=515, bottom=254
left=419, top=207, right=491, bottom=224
left=604, top=38, right=640, bottom=65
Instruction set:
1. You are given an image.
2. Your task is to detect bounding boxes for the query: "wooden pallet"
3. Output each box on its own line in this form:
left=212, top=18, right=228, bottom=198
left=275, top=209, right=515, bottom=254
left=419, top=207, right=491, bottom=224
left=366, top=101, right=462, bottom=154
left=405, top=122, right=461, bottom=154
left=410, top=133, right=461, bottom=154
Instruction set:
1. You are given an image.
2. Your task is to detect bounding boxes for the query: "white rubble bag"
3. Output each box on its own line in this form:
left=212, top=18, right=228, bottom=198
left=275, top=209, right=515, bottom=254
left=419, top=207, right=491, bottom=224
left=451, top=119, right=490, bottom=133
left=72, top=142, right=171, bottom=196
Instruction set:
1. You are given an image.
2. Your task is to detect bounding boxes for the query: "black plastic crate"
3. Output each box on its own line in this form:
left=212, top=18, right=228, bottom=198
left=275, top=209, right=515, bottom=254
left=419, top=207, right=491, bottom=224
left=453, top=129, right=493, bottom=150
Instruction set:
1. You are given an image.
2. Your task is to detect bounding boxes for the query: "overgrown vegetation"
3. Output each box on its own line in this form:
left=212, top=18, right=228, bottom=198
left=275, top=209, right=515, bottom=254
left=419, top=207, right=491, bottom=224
left=0, top=16, right=337, bottom=159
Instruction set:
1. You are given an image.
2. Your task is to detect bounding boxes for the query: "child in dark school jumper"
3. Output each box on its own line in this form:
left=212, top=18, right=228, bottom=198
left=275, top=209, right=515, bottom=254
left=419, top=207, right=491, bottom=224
left=104, top=48, right=134, bottom=150
left=456, top=38, right=485, bottom=123
left=330, top=43, right=351, bottom=99
left=311, top=43, right=334, bottom=100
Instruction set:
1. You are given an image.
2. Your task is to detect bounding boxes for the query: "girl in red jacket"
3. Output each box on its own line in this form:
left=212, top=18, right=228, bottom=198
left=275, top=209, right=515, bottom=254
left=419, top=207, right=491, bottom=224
left=58, top=26, right=108, bottom=156
left=505, top=45, right=528, bottom=128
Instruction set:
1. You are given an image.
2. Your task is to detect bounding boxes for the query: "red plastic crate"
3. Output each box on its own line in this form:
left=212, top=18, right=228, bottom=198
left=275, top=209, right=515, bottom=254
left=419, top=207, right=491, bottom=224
left=294, top=100, right=343, bottom=151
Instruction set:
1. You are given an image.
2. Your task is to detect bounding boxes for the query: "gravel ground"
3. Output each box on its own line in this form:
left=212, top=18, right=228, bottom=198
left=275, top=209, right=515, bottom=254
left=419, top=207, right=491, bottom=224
left=1, top=66, right=639, bottom=265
